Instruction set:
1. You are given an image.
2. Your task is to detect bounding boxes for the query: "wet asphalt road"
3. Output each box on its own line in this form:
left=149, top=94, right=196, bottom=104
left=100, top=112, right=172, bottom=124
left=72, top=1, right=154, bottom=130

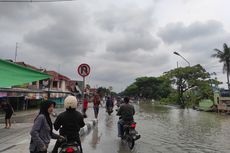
left=0, top=104, right=142, bottom=153
left=80, top=106, right=142, bottom=153
left=2, top=102, right=230, bottom=153
left=81, top=103, right=230, bottom=153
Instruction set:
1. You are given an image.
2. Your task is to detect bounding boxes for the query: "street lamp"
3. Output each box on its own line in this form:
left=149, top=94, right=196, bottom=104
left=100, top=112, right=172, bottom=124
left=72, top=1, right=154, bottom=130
left=173, top=51, right=190, bottom=66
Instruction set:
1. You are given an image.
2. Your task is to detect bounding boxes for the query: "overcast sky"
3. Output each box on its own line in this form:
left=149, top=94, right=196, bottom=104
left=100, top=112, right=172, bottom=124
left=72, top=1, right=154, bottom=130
left=1, top=0, right=230, bottom=92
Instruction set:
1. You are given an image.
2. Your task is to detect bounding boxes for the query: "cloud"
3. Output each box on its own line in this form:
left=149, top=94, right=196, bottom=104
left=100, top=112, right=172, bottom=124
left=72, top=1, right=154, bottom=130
left=95, top=4, right=154, bottom=33
left=0, top=3, right=42, bottom=32
left=158, top=20, right=225, bottom=44
left=106, top=33, right=159, bottom=53
left=94, top=2, right=160, bottom=53
left=100, top=50, right=169, bottom=67
left=88, top=60, right=152, bottom=91
left=24, top=24, right=95, bottom=58
left=23, top=5, right=98, bottom=60
left=158, top=20, right=230, bottom=65
left=1, top=0, right=230, bottom=92
left=0, top=3, right=36, bottom=21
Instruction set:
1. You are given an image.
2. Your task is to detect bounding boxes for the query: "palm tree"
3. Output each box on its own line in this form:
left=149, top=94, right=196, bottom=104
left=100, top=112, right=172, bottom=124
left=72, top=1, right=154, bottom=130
left=211, top=43, right=230, bottom=89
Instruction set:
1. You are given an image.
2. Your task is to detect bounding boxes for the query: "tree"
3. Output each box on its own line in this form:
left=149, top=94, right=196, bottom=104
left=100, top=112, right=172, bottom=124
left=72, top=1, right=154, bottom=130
left=212, top=43, right=230, bottom=89
left=123, top=76, right=172, bottom=100
left=97, top=87, right=110, bottom=97
left=163, top=64, right=211, bottom=108
left=97, top=86, right=117, bottom=97
left=124, top=84, right=138, bottom=97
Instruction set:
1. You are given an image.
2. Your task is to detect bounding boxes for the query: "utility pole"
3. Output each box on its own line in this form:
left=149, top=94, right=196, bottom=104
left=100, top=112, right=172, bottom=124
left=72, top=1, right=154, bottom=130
left=14, top=42, right=18, bottom=62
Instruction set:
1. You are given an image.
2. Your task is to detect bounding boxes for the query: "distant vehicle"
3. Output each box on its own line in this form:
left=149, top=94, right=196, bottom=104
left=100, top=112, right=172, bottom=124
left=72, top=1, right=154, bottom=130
left=214, top=90, right=230, bottom=113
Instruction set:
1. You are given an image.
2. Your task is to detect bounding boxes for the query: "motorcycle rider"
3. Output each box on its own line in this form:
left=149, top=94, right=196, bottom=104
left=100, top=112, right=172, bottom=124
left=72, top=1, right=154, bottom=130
left=117, top=97, right=135, bottom=137
left=106, top=96, right=114, bottom=113
left=52, top=95, right=85, bottom=153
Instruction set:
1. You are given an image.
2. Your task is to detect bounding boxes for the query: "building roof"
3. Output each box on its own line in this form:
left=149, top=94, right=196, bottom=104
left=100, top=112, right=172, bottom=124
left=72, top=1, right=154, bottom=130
left=15, top=62, right=41, bottom=71
left=45, top=70, right=70, bottom=81
left=15, top=61, right=70, bottom=81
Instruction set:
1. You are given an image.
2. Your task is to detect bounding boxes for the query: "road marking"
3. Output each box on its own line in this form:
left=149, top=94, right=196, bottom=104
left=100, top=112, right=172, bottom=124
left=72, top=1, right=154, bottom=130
left=16, top=139, right=29, bottom=145
left=0, top=145, right=16, bottom=152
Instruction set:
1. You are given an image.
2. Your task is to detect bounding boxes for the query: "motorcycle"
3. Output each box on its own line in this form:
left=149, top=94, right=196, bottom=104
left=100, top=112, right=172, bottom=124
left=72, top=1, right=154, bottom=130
left=58, top=137, right=81, bottom=153
left=122, top=121, right=141, bottom=150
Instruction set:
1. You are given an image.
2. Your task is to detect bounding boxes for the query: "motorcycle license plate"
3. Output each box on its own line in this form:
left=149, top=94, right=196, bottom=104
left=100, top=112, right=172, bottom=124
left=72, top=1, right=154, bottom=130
left=129, top=130, right=136, bottom=135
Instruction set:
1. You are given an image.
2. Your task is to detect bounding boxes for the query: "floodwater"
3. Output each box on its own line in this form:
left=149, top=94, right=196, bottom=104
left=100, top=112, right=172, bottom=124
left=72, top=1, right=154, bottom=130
left=82, top=103, right=230, bottom=153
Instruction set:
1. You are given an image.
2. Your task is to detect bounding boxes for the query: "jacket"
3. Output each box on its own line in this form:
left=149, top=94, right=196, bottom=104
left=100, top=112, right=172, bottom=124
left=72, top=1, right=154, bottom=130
left=117, top=103, right=135, bottom=121
left=29, top=114, right=59, bottom=152
left=54, top=110, right=85, bottom=139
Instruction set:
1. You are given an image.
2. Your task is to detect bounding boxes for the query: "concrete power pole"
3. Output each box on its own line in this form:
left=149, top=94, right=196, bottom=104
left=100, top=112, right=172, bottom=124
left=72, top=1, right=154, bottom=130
left=14, top=42, right=18, bottom=62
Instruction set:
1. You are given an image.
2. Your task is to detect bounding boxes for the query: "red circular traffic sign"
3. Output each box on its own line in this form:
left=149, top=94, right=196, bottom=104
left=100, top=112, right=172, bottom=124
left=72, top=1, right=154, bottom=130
left=77, top=63, right=90, bottom=77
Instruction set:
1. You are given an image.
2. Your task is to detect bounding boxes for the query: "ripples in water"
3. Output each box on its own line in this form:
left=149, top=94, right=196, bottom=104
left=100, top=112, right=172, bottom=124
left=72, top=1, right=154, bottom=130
left=136, top=103, right=230, bottom=153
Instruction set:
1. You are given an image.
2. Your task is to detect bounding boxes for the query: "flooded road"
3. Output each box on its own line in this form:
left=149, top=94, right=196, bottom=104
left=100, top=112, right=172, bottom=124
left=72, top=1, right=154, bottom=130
left=2, top=103, right=230, bottom=153
left=82, top=103, right=230, bottom=153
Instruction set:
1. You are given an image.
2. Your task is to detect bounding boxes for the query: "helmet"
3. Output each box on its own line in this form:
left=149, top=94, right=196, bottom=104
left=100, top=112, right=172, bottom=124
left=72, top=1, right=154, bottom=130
left=64, top=96, right=78, bottom=109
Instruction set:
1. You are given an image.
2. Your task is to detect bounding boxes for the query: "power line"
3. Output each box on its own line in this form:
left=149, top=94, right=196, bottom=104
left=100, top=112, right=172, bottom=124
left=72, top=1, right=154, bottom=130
left=0, top=0, right=75, bottom=2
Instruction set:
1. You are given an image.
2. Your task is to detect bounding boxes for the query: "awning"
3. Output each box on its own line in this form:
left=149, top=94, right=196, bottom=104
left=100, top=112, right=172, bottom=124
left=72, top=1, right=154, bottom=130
left=0, top=59, right=51, bottom=88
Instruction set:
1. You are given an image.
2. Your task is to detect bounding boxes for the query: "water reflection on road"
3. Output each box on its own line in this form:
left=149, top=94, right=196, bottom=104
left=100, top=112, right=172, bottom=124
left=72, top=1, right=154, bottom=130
left=90, top=127, right=102, bottom=149
left=82, top=103, right=230, bottom=153
left=137, top=103, right=230, bottom=153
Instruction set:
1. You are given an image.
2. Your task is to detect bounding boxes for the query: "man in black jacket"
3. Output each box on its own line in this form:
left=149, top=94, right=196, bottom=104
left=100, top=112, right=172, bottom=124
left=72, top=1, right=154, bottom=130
left=117, top=97, right=135, bottom=137
left=52, top=96, right=85, bottom=153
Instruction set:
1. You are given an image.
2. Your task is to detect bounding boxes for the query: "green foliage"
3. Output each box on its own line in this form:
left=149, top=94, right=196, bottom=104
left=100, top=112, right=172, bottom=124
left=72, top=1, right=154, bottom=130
left=159, top=90, right=178, bottom=105
left=124, top=84, right=138, bottom=96
left=97, top=86, right=117, bottom=97
left=123, top=76, right=172, bottom=100
left=212, top=43, right=230, bottom=89
left=123, top=64, right=222, bottom=108
left=97, top=87, right=110, bottom=97
left=163, top=64, right=215, bottom=108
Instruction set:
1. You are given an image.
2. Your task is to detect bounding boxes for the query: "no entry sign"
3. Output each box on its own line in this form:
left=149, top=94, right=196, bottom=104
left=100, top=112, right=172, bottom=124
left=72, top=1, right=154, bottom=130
left=77, top=63, right=90, bottom=77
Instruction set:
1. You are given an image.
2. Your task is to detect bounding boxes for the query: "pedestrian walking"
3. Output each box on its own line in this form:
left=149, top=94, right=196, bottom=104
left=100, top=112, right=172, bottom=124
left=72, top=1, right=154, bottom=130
left=0, top=99, right=15, bottom=129
left=82, top=95, right=88, bottom=118
left=29, top=100, right=63, bottom=153
left=93, top=92, right=101, bottom=119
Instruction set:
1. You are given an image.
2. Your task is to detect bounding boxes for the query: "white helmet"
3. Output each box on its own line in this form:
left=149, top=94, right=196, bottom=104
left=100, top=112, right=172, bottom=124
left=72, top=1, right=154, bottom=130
left=64, top=96, right=78, bottom=109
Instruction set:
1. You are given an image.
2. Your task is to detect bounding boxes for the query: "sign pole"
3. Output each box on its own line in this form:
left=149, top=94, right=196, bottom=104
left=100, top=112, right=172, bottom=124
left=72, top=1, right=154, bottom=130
left=77, top=63, right=90, bottom=101
left=83, top=76, right=85, bottom=100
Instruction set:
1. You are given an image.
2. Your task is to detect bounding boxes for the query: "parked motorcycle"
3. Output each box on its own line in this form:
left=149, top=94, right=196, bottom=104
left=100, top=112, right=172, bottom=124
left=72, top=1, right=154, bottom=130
left=122, top=121, right=141, bottom=149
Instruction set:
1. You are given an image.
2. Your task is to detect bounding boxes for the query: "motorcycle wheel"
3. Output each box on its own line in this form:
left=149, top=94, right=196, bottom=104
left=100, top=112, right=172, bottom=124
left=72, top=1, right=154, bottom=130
left=127, top=135, right=135, bottom=150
